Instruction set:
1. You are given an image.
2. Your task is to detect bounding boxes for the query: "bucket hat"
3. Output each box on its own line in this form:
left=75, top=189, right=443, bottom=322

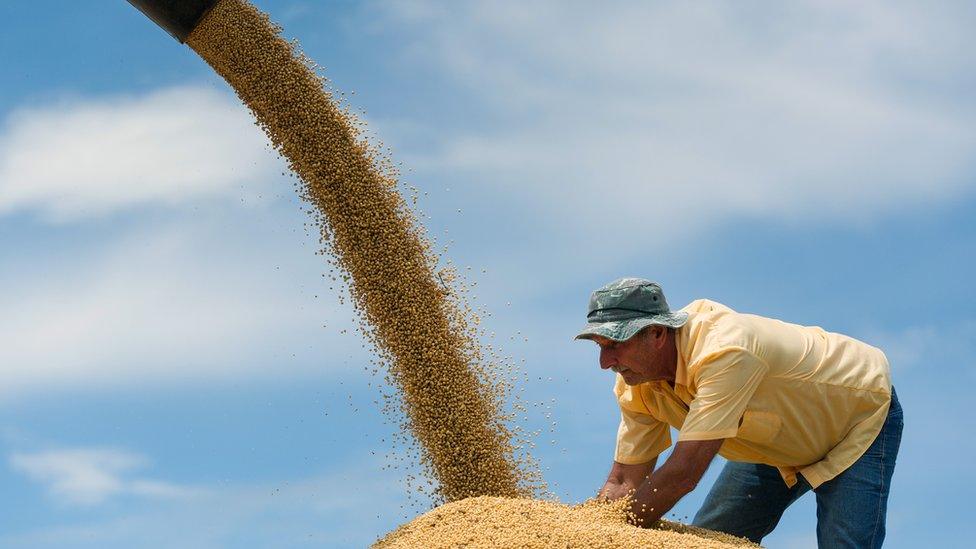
left=575, top=277, right=688, bottom=342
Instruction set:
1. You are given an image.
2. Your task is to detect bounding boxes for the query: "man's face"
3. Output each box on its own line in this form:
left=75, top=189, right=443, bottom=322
left=591, top=329, right=661, bottom=385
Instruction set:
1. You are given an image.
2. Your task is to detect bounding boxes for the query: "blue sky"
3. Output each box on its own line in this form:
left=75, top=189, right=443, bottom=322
left=1, top=1, right=974, bottom=547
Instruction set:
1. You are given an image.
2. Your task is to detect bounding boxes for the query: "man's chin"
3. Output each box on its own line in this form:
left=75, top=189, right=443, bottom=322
left=619, top=372, right=644, bottom=385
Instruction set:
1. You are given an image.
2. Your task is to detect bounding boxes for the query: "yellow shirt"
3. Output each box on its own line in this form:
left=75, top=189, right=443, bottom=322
left=614, top=299, right=892, bottom=488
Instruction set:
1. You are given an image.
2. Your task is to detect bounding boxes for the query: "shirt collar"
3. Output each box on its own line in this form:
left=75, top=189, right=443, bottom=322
left=674, top=319, right=690, bottom=386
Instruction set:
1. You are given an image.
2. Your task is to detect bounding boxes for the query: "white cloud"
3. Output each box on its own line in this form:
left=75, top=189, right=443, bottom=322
left=0, top=86, right=279, bottom=222
left=861, top=321, right=976, bottom=374
left=0, top=216, right=360, bottom=398
left=9, top=448, right=199, bottom=506
left=374, top=0, right=976, bottom=247
left=1, top=454, right=412, bottom=548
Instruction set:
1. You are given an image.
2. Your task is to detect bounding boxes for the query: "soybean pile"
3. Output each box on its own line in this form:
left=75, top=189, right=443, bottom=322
left=187, top=1, right=751, bottom=547
left=375, top=496, right=758, bottom=549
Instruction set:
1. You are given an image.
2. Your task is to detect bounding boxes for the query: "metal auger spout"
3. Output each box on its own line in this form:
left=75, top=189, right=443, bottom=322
left=126, top=0, right=220, bottom=43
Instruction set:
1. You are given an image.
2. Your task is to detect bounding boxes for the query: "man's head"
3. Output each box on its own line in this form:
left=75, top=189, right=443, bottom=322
left=589, top=325, right=677, bottom=385
left=575, top=278, right=687, bottom=385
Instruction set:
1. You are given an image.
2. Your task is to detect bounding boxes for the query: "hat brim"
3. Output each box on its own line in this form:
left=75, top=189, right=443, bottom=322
left=574, top=312, right=689, bottom=342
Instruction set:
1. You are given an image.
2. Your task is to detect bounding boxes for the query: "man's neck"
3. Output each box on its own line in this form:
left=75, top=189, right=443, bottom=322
left=663, top=332, right=679, bottom=386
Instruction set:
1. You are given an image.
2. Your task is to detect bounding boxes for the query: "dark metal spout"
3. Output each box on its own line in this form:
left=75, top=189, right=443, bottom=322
left=126, top=0, right=220, bottom=43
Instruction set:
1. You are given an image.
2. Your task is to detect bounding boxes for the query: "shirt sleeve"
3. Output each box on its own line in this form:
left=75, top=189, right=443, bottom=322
left=613, top=375, right=672, bottom=464
left=678, top=348, right=769, bottom=442
left=615, top=407, right=672, bottom=464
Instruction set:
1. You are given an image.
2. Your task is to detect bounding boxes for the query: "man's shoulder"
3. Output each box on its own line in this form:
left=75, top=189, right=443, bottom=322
left=680, top=298, right=737, bottom=315
left=678, top=299, right=755, bottom=362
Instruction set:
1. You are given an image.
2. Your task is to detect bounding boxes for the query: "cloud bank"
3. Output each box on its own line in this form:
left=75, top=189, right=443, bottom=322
left=0, top=86, right=279, bottom=222
left=0, top=218, right=358, bottom=398
left=4, top=452, right=409, bottom=548
left=9, top=447, right=198, bottom=506
left=376, top=0, right=976, bottom=245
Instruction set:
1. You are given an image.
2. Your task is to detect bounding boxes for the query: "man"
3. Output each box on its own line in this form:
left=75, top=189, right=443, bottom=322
left=576, top=278, right=902, bottom=548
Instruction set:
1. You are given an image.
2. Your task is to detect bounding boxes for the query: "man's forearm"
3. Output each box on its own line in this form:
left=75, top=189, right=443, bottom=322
left=625, top=439, right=723, bottom=527
left=627, top=464, right=695, bottom=527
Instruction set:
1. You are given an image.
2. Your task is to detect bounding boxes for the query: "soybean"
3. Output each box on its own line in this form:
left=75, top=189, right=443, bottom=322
left=188, top=0, right=538, bottom=503
left=374, top=496, right=759, bottom=548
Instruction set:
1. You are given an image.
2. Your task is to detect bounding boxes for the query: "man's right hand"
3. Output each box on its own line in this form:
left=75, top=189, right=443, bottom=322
left=597, top=458, right=657, bottom=502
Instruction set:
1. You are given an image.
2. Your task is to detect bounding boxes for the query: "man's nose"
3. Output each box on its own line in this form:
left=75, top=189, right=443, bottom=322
left=599, top=349, right=615, bottom=370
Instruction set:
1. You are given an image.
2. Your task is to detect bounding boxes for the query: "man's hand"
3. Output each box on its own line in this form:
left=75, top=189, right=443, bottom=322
left=628, top=438, right=724, bottom=527
left=598, top=459, right=657, bottom=502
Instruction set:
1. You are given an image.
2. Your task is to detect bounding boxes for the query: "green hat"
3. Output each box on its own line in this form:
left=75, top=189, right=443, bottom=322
left=574, top=278, right=688, bottom=342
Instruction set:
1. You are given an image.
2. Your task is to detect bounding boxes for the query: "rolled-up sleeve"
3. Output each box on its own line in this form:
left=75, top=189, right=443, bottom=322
left=615, top=406, right=672, bottom=464
left=678, top=348, right=768, bottom=442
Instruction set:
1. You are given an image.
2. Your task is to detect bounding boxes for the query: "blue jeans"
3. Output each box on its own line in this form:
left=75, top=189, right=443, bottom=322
left=692, top=387, right=903, bottom=548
